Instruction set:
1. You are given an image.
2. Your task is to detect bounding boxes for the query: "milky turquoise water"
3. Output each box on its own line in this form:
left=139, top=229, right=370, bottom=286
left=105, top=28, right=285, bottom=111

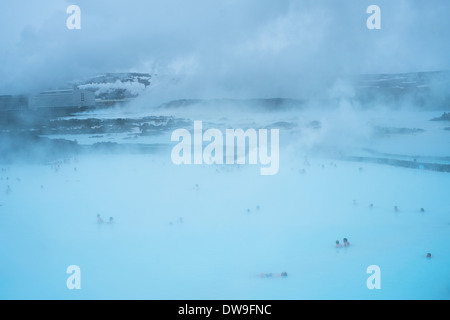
left=0, top=150, right=449, bottom=299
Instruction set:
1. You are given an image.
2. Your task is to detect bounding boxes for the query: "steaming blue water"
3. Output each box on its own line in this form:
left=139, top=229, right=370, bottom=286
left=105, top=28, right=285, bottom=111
left=1, top=103, right=450, bottom=299
left=0, top=149, right=449, bottom=299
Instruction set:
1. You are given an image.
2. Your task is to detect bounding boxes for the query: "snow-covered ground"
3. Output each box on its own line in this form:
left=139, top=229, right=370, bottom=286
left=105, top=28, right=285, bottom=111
left=0, top=147, right=449, bottom=299
left=47, top=105, right=450, bottom=160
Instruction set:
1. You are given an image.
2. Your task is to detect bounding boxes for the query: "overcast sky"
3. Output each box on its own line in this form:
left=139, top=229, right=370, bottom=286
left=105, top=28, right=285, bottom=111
left=1, top=0, right=449, bottom=97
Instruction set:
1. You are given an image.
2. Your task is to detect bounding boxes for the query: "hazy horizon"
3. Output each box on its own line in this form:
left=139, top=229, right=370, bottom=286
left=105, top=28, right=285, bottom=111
left=1, top=0, right=450, bottom=99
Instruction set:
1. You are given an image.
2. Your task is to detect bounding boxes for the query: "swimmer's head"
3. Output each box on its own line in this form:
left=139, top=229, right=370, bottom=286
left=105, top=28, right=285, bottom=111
left=426, top=253, right=431, bottom=258
left=343, top=238, right=348, bottom=242
left=281, top=272, right=287, bottom=277
left=336, top=240, right=340, bottom=244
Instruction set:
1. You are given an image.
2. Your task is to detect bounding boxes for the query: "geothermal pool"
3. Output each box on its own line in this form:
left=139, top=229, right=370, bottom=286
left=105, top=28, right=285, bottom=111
left=1, top=150, right=449, bottom=299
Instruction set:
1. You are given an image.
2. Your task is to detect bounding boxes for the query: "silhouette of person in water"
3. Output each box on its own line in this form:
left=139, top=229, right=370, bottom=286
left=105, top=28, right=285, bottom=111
left=107, top=217, right=114, bottom=224
left=336, top=240, right=342, bottom=248
left=426, top=253, right=431, bottom=258
left=343, top=238, right=350, bottom=247
left=97, top=214, right=103, bottom=224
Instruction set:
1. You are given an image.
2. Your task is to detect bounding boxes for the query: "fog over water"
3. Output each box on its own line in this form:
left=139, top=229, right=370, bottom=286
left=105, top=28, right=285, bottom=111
left=1, top=0, right=450, bottom=299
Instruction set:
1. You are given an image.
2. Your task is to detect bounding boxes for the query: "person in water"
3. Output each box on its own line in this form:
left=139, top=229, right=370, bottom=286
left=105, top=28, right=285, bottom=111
left=394, top=206, right=399, bottom=213
left=260, top=272, right=287, bottom=278
left=426, top=253, right=431, bottom=258
left=97, top=214, right=103, bottom=224
left=343, top=238, right=350, bottom=247
left=107, top=217, right=114, bottom=224
left=336, top=240, right=342, bottom=248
